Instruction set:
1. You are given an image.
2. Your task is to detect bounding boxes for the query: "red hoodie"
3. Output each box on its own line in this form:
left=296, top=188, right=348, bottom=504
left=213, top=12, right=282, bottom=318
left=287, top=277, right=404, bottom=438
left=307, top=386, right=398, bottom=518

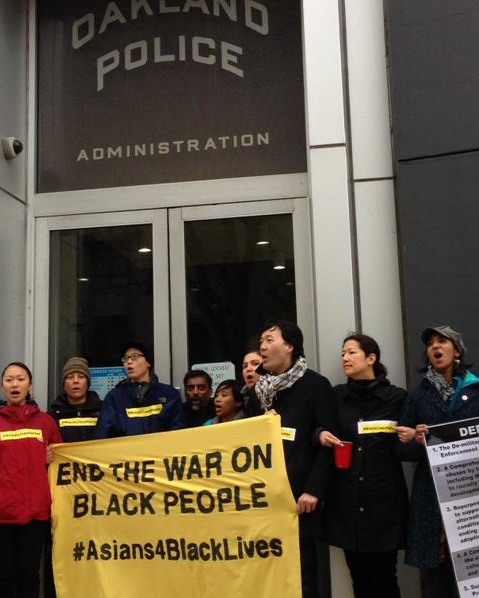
left=0, top=403, right=62, bottom=524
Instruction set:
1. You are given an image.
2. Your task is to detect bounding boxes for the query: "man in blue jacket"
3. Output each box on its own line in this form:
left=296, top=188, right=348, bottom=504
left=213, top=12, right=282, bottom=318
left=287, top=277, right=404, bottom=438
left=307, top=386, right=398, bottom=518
left=94, top=341, right=184, bottom=438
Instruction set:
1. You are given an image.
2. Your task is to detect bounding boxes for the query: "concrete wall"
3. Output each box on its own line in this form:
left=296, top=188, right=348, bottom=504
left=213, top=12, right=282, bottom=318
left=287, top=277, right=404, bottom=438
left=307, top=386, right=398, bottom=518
left=0, top=0, right=28, bottom=369
left=303, top=0, right=419, bottom=596
left=385, top=0, right=479, bottom=383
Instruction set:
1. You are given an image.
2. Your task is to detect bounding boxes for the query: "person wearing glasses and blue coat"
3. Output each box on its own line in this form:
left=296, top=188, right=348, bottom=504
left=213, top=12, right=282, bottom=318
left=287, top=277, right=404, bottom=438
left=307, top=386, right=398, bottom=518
left=94, top=341, right=184, bottom=438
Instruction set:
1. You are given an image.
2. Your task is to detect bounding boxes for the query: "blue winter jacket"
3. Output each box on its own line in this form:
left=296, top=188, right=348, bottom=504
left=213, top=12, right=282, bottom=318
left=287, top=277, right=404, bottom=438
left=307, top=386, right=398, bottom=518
left=397, top=370, right=479, bottom=569
left=94, top=374, right=184, bottom=439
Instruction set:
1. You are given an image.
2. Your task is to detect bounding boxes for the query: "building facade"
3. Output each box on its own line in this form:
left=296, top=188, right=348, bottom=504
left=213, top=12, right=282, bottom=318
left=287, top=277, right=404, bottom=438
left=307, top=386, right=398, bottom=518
left=3, top=1, right=478, bottom=596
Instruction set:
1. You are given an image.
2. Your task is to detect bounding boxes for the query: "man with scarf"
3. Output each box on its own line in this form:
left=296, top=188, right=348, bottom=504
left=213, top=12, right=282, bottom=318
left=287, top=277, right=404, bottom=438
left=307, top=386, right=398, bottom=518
left=255, top=319, right=337, bottom=598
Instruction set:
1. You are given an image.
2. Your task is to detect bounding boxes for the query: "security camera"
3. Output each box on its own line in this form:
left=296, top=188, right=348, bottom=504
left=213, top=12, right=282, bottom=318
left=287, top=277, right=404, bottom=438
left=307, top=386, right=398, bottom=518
left=2, top=137, right=24, bottom=160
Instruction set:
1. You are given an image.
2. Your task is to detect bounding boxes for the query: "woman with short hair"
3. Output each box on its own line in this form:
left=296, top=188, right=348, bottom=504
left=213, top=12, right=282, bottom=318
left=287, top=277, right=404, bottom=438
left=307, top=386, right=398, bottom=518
left=46, top=357, right=103, bottom=597
left=49, top=357, right=102, bottom=442
left=94, top=341, right=184, bottom=438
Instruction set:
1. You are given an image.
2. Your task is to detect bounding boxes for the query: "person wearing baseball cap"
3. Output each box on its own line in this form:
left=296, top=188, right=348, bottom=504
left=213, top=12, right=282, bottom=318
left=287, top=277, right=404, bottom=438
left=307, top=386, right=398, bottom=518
left=420, top=325, right=467, bottom=361
left=397, top=325, right=479, bottom=596
left=94, top=340, right=184, bottom=438
left=49, top=357, right=102, bottom=443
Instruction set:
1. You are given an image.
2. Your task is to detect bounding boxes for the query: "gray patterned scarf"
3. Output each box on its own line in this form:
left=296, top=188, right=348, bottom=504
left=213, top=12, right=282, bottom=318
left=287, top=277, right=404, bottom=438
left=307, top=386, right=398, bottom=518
left=255, top=357, right=307, bottom=411
left=426, top=365, right=454, bottom=403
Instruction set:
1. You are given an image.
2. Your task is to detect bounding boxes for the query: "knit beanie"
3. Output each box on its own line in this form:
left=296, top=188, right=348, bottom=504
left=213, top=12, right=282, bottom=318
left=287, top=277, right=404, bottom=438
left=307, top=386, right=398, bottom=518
left=61, top=357, right=91, bottom=387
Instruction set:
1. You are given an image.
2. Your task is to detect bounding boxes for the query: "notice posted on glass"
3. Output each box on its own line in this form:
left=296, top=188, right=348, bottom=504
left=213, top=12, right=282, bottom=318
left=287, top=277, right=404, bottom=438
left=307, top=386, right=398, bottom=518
left=425, top=417, right=479, bottom=597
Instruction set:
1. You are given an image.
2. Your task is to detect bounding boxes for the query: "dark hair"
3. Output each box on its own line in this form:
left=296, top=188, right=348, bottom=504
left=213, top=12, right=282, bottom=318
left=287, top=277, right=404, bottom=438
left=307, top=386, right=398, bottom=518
left=120, top=340, right=154, bottom=371
left=214, top=379, right=244, bottom=410
left=244, top=335, right=261, bottom=354
left=2, top=362, right=33, bottom=402
left=260, top=319, right=304, bottom=361
left=343, top=333, right=388, bottom=379
left=183, top=369, right=213, bottom=389
left=2, top=361, right=33, bottom=382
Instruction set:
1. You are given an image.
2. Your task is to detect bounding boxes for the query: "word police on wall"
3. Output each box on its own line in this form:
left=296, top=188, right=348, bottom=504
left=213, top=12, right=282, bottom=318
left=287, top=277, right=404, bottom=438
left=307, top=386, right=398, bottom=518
left=37, top=0, right=306, bottom=192
left=71, top=0, right=269, bottom=90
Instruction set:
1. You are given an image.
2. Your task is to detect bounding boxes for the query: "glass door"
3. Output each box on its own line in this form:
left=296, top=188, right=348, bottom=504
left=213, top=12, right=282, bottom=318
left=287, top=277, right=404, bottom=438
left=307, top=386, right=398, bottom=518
left=33, top=211, right=170, bottom=407
left=33, top=199, right=316, bottom=407
left=169, top=198, right=316, bottom=388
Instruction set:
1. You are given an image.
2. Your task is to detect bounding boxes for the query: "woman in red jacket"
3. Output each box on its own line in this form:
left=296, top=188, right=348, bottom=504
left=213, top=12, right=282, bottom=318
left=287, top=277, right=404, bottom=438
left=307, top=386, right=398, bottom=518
left=0, top=362, right=62, bottom=598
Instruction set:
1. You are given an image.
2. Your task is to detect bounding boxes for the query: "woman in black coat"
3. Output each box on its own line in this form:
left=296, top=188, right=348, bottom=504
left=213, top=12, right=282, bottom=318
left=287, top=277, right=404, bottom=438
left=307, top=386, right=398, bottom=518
left=318, top=333, right=408, bottom=598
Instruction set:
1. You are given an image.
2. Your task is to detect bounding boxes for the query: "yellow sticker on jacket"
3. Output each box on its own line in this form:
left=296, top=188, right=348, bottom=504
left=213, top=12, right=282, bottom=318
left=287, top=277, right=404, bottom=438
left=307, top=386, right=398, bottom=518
left=281, top=427, right=297, bottom=441
left=59, top=418, right=98, bottom=427
left=0, top=428, right=43, bottom=441
left=126, top=404, right=163, bottom=418
left=357, top=420, right=397, bottom=434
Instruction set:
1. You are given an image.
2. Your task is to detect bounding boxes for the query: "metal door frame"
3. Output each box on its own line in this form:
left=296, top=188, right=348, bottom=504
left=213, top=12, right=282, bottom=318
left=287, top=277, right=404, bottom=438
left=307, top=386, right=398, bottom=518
left=32, top=198, right=317, bottom=407
left=33, top=210, right=170, bottom=409
left=168, top=197, right=316, bottom=389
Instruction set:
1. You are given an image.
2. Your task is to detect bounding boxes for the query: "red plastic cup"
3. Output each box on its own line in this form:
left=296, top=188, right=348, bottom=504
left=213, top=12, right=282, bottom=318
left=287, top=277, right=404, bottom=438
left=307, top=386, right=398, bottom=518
left=334, top=441, right=353, bottom=469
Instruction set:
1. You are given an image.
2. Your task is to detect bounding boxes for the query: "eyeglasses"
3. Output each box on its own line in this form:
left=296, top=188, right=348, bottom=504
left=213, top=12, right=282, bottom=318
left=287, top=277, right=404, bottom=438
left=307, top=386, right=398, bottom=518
left=185, top=384, right=208, bottom=392
left=121, top=353, right=145, bottom=363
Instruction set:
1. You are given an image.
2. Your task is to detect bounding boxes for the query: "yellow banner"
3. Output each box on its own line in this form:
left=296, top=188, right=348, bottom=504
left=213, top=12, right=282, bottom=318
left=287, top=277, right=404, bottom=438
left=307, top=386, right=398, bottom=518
left=49, top=415, right=301, bottom=598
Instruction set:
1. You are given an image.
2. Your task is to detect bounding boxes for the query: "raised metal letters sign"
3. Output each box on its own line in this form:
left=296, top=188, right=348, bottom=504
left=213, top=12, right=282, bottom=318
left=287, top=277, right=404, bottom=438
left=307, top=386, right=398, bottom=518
left=37, top=0, right=306, bottom=192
